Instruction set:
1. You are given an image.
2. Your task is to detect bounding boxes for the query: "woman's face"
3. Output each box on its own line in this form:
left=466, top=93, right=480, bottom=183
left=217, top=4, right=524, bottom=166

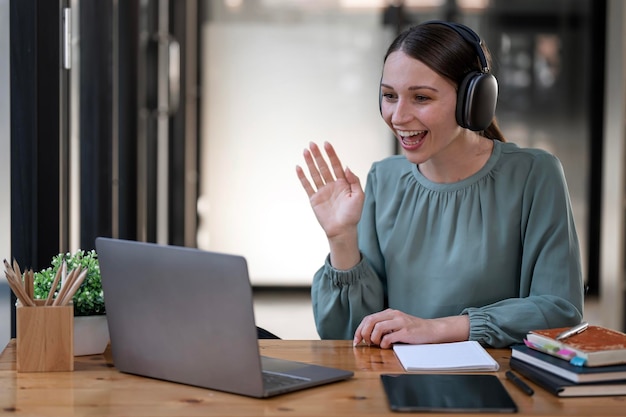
left=380, top=50, right=465, bottom=165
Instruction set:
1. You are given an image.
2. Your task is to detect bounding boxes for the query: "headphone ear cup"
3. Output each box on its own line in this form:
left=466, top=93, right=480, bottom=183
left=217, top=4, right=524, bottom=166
left=456, top=72, right=498, bottom=131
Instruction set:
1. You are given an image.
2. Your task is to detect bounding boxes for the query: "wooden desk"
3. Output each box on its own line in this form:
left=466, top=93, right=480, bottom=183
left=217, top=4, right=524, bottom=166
left=0, top=339, right=624, bottom=416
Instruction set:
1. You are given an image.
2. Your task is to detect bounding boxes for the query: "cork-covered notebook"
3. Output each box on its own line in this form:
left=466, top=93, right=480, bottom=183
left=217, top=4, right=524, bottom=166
left=526, top=325, right=626, bottom=367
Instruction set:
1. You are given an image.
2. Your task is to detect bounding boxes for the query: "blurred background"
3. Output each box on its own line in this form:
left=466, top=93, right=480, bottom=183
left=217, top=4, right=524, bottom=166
left=2, top=0, right=624, bottom=344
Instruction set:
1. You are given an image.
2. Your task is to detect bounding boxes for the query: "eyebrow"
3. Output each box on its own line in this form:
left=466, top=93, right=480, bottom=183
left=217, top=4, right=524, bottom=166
left=380, top=83, right=439, bottom=92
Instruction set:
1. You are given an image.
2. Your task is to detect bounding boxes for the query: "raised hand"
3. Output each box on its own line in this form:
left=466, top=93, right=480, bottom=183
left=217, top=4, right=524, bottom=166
left=296, top=142, right=364, bottom=240
left=296, top=142, right=364, bottom=269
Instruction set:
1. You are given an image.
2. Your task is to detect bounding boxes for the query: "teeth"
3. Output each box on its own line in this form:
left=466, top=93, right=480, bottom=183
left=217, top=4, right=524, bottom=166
left=397, top=130, right=425, bottom=137
left=398, top=130, right=426, bottom=146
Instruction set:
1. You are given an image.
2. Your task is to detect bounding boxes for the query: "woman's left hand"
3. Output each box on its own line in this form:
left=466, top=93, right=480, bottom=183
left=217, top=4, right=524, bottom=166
left=353, top=309, right=470, bottom=349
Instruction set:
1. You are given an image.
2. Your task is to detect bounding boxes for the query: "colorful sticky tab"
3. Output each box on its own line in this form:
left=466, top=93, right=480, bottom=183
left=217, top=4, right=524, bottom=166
left=542, top=344, right=559, bottom=353
left=556, top=349, right=576, bottom=359
left=523, top=339, right=537, bottom=348
left=569, top=356, right=586, bottom=367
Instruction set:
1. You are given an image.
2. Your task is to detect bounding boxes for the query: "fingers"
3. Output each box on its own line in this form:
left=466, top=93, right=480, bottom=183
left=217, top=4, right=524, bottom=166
left=353, top=322, right=365, bottom=346
left=296, top=142, right=346, bottom=192
left=378, top=331, right=401, bottom=349
left=323, top=142, right=347, bottom=182
left=312, top=142, right=339, bottom=185
left=303, top=143, right=328, bottom=189
left=295, top=165, right=316, bottom=198
left=354, top=309, right=398, bottom=348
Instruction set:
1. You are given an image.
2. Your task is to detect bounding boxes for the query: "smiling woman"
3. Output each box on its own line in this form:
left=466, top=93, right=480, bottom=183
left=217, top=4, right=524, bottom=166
left=295, top=21, right=584, bottom=349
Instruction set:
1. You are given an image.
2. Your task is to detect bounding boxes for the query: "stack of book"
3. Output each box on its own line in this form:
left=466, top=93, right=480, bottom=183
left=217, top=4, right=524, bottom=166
left=509, top=324, right=626, bottom=397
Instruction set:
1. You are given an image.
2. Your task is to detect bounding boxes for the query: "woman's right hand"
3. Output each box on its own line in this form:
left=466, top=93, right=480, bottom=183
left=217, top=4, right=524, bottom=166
left=296, top=141, right=364, bottom=245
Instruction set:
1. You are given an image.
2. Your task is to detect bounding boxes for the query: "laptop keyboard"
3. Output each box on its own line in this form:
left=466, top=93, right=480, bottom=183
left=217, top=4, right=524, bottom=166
left=262, top=371, right=310, bottom=389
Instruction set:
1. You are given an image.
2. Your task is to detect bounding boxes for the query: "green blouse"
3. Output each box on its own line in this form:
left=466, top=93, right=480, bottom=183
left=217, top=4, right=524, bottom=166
left=311, top=140, right=584, bottom=347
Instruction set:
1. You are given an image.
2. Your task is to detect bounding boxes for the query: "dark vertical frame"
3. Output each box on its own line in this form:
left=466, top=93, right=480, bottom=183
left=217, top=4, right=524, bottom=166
left=116, top=0, right=140, bottom=240
left=10, top=0, right=63, bottom=337
left=168, top=0, right=186, bottom=246
left=145, top=1, right=158, bottom=244
left=137, top=0, right=159, bottom=243
left=169, top=0, right=200, bottom=247
left=586, top=0, right=607, bottom=296
left=78, top=0, right=114, bottom=248
left=78, top=0, right=142, bottom=246
left=59, top=2, right=71, bottom=251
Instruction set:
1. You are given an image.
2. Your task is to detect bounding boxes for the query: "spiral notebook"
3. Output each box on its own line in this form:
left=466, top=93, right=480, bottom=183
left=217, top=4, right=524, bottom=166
left=393, top=341, right=500, bottom=371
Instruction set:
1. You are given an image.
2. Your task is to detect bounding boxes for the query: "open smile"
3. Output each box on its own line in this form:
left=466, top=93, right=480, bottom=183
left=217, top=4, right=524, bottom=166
left=397, top=130, right=427, bottom=149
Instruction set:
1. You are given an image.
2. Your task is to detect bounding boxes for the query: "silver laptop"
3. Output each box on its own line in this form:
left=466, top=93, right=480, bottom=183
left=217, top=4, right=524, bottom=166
left=95, top=237, right=353, bottom=398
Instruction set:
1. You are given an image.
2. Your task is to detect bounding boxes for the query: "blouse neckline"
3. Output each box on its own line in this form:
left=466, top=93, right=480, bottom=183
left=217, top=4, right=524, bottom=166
left=411, top=140, right=503, bottom=192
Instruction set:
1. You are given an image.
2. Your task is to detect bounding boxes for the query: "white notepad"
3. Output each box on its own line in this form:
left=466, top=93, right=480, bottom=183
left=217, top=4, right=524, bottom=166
left=393, top=341, right=500, bottom=371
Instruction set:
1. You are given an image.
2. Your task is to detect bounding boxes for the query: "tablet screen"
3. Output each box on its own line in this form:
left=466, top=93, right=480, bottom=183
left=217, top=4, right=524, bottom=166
left=381, top=374, right=517, bottom=413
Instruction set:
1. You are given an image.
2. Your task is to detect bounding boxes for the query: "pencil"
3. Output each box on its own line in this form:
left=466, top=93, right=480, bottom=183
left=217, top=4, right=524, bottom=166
left=53, top=267, right=79, bottom=306
left=12, top=259, right=22, bottom=285
left=45, top=262, right=65, bottom=306
left=59, top=268, right=88, bottom=306
left=3, top=259, right=35, bottom=306
left=25, top=269, right=34, bottom=301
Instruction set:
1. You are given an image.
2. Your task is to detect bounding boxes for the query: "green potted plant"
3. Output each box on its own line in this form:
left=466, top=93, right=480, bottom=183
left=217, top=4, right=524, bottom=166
left=33, top=249, right=109, bottom=356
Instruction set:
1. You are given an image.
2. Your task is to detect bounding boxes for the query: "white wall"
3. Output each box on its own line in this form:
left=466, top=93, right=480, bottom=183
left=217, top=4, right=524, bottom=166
left=198, top=22, right=394, bottom=285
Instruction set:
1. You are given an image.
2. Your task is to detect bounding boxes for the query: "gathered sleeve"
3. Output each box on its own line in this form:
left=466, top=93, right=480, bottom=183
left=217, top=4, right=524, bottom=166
left=311, top=255, right=384, bottom=339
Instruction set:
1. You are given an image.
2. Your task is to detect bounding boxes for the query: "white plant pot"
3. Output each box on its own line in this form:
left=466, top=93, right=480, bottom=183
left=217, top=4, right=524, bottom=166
left=73, top=315, right=110, bottom=356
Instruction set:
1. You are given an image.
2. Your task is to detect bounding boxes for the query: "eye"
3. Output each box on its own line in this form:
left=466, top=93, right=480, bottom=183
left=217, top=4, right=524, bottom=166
left=415, top=95, right=430, bottom=102
left=381, top=92, right=397, bottom=101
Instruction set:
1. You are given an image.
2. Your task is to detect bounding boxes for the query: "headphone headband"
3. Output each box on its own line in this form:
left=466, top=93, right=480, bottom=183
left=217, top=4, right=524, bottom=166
left=421, top=20, right=490, bottom=73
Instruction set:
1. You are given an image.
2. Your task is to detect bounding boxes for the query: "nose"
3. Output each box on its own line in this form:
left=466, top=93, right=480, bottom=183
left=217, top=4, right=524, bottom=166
left=390, top=98, right=413, bottom=125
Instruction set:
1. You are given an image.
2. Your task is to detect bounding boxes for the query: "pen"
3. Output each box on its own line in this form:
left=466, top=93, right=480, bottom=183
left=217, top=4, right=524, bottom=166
left=556, top=321, right=589, bottom=341
left=505, top=370, right=534, bottom=396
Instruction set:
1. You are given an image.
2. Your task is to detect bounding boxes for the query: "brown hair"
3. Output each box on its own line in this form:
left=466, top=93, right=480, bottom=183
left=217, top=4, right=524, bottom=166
left=384, top=23, right=506, bottom=142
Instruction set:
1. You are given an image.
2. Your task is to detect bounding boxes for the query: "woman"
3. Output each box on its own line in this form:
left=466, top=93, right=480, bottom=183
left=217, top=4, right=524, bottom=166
left=295, top=21, right=583, bottom=349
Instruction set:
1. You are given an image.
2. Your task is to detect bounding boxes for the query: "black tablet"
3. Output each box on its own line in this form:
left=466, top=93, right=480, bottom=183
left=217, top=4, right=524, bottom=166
left=381, top=374, right=518, bottom=413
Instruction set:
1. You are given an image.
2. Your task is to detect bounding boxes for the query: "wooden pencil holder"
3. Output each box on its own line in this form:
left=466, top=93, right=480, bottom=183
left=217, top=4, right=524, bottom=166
left=16, top=300, right=74, bottom=372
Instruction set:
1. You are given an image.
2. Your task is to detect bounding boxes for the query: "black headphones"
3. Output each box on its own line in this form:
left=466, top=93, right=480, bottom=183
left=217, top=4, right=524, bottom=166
left=380, top=21, right=498, bottom=132
left=426, top=20, right=498, bottom=131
